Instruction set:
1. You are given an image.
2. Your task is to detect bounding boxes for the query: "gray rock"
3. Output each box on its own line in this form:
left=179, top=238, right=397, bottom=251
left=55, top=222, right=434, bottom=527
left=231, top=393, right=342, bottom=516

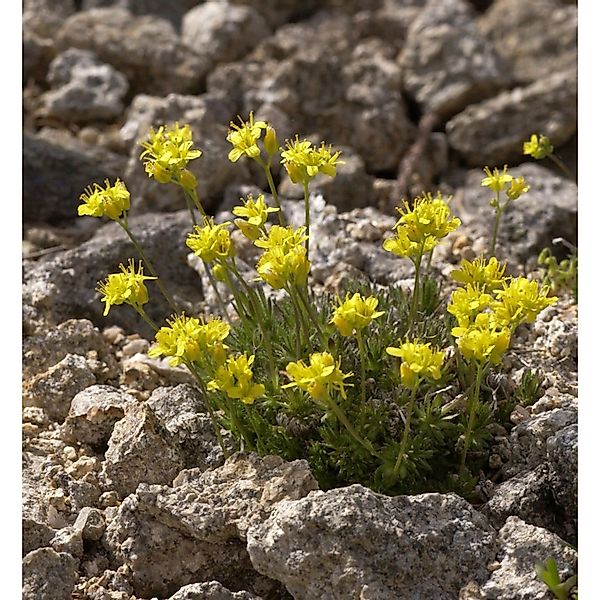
left=23, top=319, right=118, bottom=382
left=61, top=385, right=136, bottom=449
left=400, top=0, right=509, bottom=118
left=23, top=131, right=127, bottom=223
left=167, top=581, right=262, bottom=600
left=104, top=453, right=317, bottom=597
left=23, top=354, right=96, bottom=422
left=247, top=485, right=497, bottom=600
left=507, top=408, right=578, bottom=477
left=121, top=93, right=246, bottom=213
left=100, top=402, right=186, bottom=497
left=43, top=49, right=129, bottom=124
left=81, top=0, right=200, bottom=28
left=479, top=517, right=577, bottom=600
left=446, top=70, right=577, bottom=167
left=22, top=548, right=79, bottom=600
left=74, top=507, right=107, bottom=541
left=51, top=526, right=84, bottom=558
left=147, top=384, right=233, bottom=470
left=483, top=465, right=566, bottom=537
left=23, top=30, right=53, bottom=82
left=478, top=0, right=577, bottom=85
left=182, top=2, right=270, bottom=67
left=546, top=424, right=577, bottom=525
left=455, top=163, right=577, bottom=265
left=56, top=8, right=209, bottom=95
left=22, top=211, right=204, bottom=338
left=228, top=0, right=321, bottom=29
left=23, top=0, right=76, bottom=40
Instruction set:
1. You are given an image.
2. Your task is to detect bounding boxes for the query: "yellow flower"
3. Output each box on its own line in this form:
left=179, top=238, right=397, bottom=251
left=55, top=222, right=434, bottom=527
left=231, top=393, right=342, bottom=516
left=139, top=123, right=202, bottom=186
left=450, top=256, right=507, bottom=292
left=506, top=176, right=530, bottom=201
left=396, top=192, right=461, bottom=241
left=233, top=193, right=279, bottom=241
left=284, top=352, right=352, bottom=402
left=451, top=312, right=511, bottom=366
left=493, top=277, right=557, bottom=328
left=186, top=218, right=234, bottom=263
left=148, top=314, right=230, bottom=367
left=254, top=225, right=308, bottom=251
left=96, top=259, right=156, bottom=316
left=256, top=245, right=310, bottom=290
left=523, top=133, right=554, bottom=160
left=331, top=293, right=385, bottom=337
left=382, top=226, right=437, bottom=259
left=280, top=137, right=343, bottom=185
left=447, top=285, right=494, bottom=329
left=481, top=166, right=513, bottom=193
left=386, top=340, right=444, bottom=389
left=78, top=179, right=130, bottom=220
left=226, top=112, right=267, bottom=162
left=208, top=353, right=265, bottom=404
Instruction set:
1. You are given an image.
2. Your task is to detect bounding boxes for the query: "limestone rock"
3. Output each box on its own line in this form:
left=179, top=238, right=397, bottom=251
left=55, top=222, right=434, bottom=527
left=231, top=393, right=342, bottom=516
left=43, top=49, right=129, bottom=124
left=479, top=517, right=577, bottom=600
left=182, top=2, right=270, bottom=67
left=400, top=0, right=509, bottom=118
left=22, top=548, right=79, bottom=600
left=61, top=385, right=136, bottom=449
left=104, top=453, right=317, bottom=597
left=446, top=70, right=577, bottom=167
left=100, top=402, right=186, bottom=497
left=247, top=485, right=497, bottom=599
left=478, top=0, right=577, bottom=85
left=167, top=581, right=262, bottom=600
left=23, top=354, right=96, bottom=422
left=56, top=8, right=209, bottom=95
left=74, top=507, right=107, bottom=541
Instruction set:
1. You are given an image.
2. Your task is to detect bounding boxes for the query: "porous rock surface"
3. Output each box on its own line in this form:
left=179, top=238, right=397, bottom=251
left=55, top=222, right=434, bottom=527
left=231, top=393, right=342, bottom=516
left=104, top=453, right=318, bottom=597
left=247, top=485, right=497, bottom=599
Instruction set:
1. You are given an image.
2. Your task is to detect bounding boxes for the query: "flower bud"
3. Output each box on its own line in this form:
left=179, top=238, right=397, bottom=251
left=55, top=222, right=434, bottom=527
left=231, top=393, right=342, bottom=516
left=264, top=125, right=279, bottom=156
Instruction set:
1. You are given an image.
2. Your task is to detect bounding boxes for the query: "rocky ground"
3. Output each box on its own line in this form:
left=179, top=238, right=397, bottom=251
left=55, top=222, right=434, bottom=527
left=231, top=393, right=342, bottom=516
left=23, top=0, right=578, bottom=598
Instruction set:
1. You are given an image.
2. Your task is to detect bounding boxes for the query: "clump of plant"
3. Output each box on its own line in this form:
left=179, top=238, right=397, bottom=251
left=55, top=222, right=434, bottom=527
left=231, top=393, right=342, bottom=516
left=538, top=243, right=578, bottom=302
left=536, top=558, right=578, bottom=600
left=77, top=115, right=557, bottom=497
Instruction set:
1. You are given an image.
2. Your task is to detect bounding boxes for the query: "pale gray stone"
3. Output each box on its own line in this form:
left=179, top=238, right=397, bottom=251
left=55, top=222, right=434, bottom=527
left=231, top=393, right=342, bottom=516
left=247, top=485, right=497, bottom=600
left=23, top=548, right=79, bottom=600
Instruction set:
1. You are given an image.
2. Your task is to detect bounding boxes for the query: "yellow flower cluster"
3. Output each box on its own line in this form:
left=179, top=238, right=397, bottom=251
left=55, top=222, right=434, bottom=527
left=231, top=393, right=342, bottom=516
left=383, top=192, right=460, bottom=259
left=148, top=314, right=230, bottom=367
left=523, top=134, right=554, bottom=160
left=208, top=353, right=265, bottom=405
left=186, top=218, right=234, bottom=264
left=331, top=293, right=384, bottom=337
left=78, top=179, right=130, bottom=220
left=284, top=352, right=352, bottom=402
left=280, top=137, right=343, bottom=185
left=226, top=112, right=268, bottom=162
left=254, top=225, right=310, bottom=290
left=448, top=257, right=557, bottom=364
left=96, top=259, right=155, bottom=316
left=233, top=193, right=279, bottom=241
left=482, top=166, right=529, bottom=201
left=386, top=340, right=444, bottom=389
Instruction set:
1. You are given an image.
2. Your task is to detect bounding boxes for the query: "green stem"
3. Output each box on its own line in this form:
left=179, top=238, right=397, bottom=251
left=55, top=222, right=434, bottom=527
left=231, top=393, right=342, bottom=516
left=187, top=361, right=229, bottom=459
left=222, top=267, right=252, bottom=322
left=549, top=154, right=574, bottom=180
left=204, top=262, right=229, bottom=319
left=393, top=381, right=419, bottom=479
left=286, top=284, right=311, bottom=352
left=356, top=329, right=367, bottom=405
left=425, top=247, right=434, bottom=277
left=295, top=284, right=324, bottom=343
left=183, top=186, right=207, bottom=220
left=258, top=158, right=285, bottom=226
left=302, top=181, right=310, bottom=255
left=136, top=306, right=159, bottom=332
left=119, top=216, right=179, bottom=314
left=490, top=190, right=502, bottom=257
left=229, top=260, right=279, bottom=386
left=325, top=392, right=382, bottom=460
left=229, top=403, right=255, bottom=452
left=407, top=242, right=425, bottom=335
left=460, top=362, right=484, bottom=474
